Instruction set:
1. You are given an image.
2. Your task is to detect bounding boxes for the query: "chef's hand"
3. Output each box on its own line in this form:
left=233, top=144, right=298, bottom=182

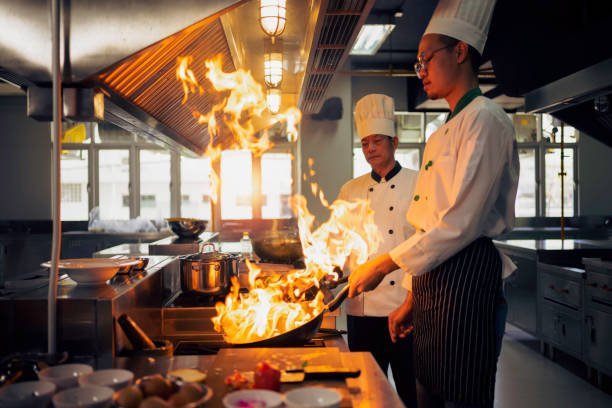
left=348, top=254, right=398, bottom=298
left=389, top=292, right=413, bottom=343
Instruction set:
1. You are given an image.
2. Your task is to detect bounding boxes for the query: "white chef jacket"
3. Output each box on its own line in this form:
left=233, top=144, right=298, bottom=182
left=338, top=165, right=419, bottom=316
left=389, top=96, right=520, bottom=289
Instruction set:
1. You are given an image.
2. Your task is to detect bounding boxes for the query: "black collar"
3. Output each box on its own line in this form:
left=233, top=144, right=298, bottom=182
left=371, top=161, right=402, bottom=183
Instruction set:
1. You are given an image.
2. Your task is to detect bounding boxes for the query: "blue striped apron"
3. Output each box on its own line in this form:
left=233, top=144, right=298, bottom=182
left=412, top=237, right=501, bottom=405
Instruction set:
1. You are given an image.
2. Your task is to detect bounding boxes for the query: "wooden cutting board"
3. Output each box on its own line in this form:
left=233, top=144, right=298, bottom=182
left=204, top=347, right=351, bottom=407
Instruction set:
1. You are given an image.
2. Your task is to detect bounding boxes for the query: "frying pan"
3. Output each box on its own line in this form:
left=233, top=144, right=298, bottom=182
left=229, top=284, right=350, bottom=348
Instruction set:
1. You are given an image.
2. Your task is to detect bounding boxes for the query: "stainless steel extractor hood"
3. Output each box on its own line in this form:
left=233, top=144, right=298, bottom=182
left=0, top=0, right=373, bottom=155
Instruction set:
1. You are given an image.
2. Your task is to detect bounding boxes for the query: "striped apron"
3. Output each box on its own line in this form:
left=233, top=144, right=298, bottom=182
left=412, top=237, right=501, bottom=406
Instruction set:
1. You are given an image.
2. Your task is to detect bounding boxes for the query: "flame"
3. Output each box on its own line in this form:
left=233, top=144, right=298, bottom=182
left=176, top=55, right=301, bottom=202
left=213, top=163, right=381, bottom=344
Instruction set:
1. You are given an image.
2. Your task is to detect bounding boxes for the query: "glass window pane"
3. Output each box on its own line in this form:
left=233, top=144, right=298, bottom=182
left=261, top=153, right=293, bottom=219
left=396, top=149, right=420, bottom=171
left=542, top=113, right=578, bottom=143
left=545, top=148, right=574, bottom=217
left=353, top=148, right=370, bottom=178
left=99, top=150, right=130, bottom=220
left=61, top=150, right=88, bottom=220
left=516, top=148, right=536, bottom=217
left=180, top=156, right=212, bottom=220
left=425, top=112, right=447, bottom=141
left=512, top=114, right=538, bottom=143
left=221, top=150, right=252, bottom=219
left=396, top=113, right=423, bottom=142
left=140, top=150, right=171, bottom=219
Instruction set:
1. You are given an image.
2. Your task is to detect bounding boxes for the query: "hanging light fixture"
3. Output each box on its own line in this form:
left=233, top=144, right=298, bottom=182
left=266, top=88, right=281, bottom=114
left=260, top=0, right=287, bottom=37
left=264, top=37, right=283, bottom=88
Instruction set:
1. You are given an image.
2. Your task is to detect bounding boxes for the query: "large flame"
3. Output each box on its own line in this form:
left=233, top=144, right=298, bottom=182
left=213, top=172, right=381, bottom=344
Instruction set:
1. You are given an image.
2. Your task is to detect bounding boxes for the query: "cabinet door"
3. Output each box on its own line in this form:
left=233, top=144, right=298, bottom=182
left=502, top=250, right=537, bottom=335
left=541, top=302, right=582, bottom=356
left=585, top=308, right=612, bottom=375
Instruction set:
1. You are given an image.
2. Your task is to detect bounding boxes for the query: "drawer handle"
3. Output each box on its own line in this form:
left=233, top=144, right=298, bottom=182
left=549, top=285, right=555, bottom=290
left=602, top=285, right=612, bottom=292
left=586, top=282, right=598, bottom=288
left=557, top=288, right=569, bottom=294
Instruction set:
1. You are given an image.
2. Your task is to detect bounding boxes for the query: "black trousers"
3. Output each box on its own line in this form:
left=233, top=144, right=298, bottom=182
left=347, top=315, right=417, bottom=407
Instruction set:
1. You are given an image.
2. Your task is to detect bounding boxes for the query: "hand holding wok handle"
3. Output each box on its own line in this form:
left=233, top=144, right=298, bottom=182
left=389, top=291, right=414, bottom=343
left=348, top=254, right=399, bottom=298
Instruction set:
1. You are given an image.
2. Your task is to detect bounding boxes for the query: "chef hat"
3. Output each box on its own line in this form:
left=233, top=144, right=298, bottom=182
left=355, top=94, right=395, bottom=140
left=423, top=0, right=497, bottom=55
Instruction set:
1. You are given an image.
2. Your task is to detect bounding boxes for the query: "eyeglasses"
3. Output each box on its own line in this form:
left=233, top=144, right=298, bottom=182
left=414, top=44, right=455, bottom=79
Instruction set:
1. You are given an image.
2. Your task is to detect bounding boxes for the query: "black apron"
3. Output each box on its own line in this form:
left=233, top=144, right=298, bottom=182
left=412, top=237, right=501, bottom=406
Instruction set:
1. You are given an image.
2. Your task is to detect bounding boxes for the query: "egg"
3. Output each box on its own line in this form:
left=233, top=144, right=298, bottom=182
left=139, top=396, right=170, bottom=408
left=167, top=392, right=189, bottom=407
left=114, top=385, right=144, bottom=408
left=141, top=375, right=174, bottom=399
left=178, top=383, right=203, bottom=403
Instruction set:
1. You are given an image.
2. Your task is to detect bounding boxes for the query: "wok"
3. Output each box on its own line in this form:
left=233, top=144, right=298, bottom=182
left=251, top=231, right=303, bottom=264
left=229, top=284, right=349, bottom=347
left=166, top=218, right=207, bottom=238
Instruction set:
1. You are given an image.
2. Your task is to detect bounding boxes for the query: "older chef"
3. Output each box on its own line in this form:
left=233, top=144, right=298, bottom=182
left=348, top=1, right=520, bottom=407
left=338, top=94, right=418, bottom=407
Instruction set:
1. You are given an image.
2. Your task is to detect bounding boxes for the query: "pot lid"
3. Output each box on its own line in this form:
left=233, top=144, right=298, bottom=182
left=182, top=251, right=238, bottom=261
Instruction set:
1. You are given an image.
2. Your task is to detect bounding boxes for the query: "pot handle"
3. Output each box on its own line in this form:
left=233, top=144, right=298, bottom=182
left=199, top=243, right=216, bottom=253
left=326, top=284, right=349, bottom=313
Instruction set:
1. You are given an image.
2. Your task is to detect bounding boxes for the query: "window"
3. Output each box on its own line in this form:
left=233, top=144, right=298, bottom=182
left=180, top=156, right=212, bottom=220
left=516, top=148, right=537, bottom=217
left=261, top=153, right=293, bottom=219
left=60, top=150, right=88, bottom=220
left=221, top=150, right=253, bottom=220
left=545, top=148, right=574, bottom=217
left=140, top=149, right=170, bottom=219
left=99, top=149, right=130, bottom=220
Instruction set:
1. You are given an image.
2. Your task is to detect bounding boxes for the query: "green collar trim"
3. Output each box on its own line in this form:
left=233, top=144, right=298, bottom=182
left=447, top=87, right=483, bottom=122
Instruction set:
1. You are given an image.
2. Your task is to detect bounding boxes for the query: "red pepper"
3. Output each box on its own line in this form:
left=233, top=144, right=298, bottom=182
left=253, top=361, right=281, bottom=391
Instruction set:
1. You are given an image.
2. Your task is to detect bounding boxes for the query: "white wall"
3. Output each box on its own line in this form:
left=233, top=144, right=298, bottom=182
left=298, top=73, right=353, bottom=226
left=0, top=96, right=51, bottom=220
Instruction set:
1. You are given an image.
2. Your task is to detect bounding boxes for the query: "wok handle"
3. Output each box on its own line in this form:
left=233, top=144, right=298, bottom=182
left=326, top=284, right=349, bottom=312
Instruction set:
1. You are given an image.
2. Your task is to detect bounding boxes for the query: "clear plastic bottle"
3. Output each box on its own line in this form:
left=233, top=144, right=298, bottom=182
left=240, top=231, right=253, bottom=259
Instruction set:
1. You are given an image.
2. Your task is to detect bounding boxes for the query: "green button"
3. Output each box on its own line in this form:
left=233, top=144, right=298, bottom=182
left=445, top=128, right=449, bottom=135
left=425, top=160, right=433, bottom=170
left=414, top=195, right=420, bottom=201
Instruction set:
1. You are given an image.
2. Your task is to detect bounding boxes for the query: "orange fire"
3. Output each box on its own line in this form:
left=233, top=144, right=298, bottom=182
left=176, top=55, right=301, bottom=203
left=213, top=173, right=381, bottom=344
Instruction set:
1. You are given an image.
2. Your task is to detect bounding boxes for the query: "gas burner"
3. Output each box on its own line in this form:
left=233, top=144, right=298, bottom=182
left=167, top=289, right=249, bottom=308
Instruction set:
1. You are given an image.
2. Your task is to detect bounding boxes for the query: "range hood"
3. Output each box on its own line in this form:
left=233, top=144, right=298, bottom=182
left=487, top=0, right=612, bottom=148
left=0, top=0, right=373, bottom=155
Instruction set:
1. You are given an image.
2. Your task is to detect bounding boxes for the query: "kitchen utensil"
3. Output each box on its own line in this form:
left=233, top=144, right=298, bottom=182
left=178, top=244, right=240, bottom=296
left=118, top=314, right=156, bottom=350
left=78, top=368, right=134, bottom=391
left=251, top=231, right=303, bottom=264
left=52, top=385, right=114, bottom=408
left=284, top=386, right=342, bottom=408
left=133, top=375, right=213, bottom=407
left=38, top=363, right=93, bottom=391
left=0, top=381, right=56, bottom=408
left=222, top=389, right=283, bottom=408
left=166, top=218, right=208, bottom=238
left=228, top=283, right=349, bottom=347
left=40, top=258, right=140, bottom=286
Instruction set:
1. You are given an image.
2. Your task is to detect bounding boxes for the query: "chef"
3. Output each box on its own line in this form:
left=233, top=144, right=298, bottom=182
left=347, top=1, right=520, bottom=407
left=338, top=93, right=418, bottom=407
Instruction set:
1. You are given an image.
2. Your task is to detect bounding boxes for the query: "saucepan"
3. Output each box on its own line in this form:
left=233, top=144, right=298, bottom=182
left=228, top=283, right=349, bottom=347
left=178, top=244, right=240, bottom=296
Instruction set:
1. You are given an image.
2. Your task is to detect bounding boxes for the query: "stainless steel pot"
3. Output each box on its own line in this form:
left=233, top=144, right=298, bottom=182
left=178, top=245, right=240, bottom=296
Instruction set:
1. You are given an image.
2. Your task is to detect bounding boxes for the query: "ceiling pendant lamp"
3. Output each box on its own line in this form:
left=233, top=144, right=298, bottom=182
left=260, top=0, right=287, bottom=37
left=266, top=88, right=281, bottom=114
left=263, top=38, right=283, bottom=88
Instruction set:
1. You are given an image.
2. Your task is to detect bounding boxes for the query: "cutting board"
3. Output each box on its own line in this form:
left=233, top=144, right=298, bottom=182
left=204, top=347, right=351, bottom=407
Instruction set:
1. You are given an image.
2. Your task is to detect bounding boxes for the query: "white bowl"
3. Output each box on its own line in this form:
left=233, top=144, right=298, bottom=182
left=52, top=385, right=114, bottom=408
left=222, top=389, right=283, bottom=408
left=38, top=363, right=93, bottom=391
left=78, top=369, right=134, bottom=391
left=0, top=380, right=56, bottom=408
left=41, top=259, right=140, bottom=286
left=284, top=387, right=342, bottom=408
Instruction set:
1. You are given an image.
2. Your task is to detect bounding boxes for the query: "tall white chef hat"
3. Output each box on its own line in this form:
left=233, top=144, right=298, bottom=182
left=355, top=94, right=395, bottom=140
left=423, top=0, right=497, bottom=55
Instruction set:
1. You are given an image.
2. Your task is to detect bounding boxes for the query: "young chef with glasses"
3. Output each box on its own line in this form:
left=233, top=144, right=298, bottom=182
left=338, top=94, right=418, bottom=407
left=347, top=1, right=520, bottom=407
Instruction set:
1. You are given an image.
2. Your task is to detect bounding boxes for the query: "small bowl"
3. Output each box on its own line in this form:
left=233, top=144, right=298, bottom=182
left=52, top=385, right=114, bottom=408
left=0, top=380, right=56, bottom=408
left=38, top=363, right=93, bottom=391
left=222, top=389, right=283, bottom=408
left=78, top=368, right=134, bottom=391
left=284, top=387, right=342, bottom=408
left=166, top=218, right=208, bottom=238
